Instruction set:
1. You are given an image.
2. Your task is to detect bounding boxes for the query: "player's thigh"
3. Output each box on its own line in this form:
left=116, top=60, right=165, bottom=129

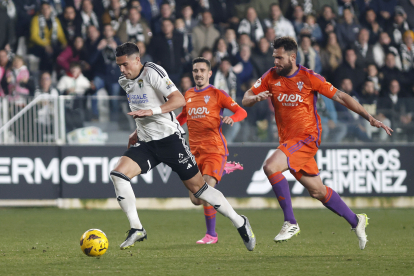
left=298, top=174, right=326, bottom=199
left=112, top=156, right=142, bottom=179
left=263, top=149, right=289, bottom=176
left=183, top=171, right=206, bottom=194
left=197, top=154, right=227, bottom=183
left=156, top=133, right=200, bottom=183
left=114, top=143, right=159, bottom=179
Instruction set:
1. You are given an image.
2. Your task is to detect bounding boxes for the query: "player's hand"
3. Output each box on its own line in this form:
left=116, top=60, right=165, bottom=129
left=255, top=91, right=271, bottom=102
left=127, top=130, right=138, bottom=149
left=220, top=116, right=234, bottom=126
left=128, top=109, right=153, bottom=118
left=369, top=117, right=393, bottom=136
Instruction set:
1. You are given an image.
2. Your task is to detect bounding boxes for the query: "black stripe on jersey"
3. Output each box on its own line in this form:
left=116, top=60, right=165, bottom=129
left=162, top=96, right=174, bottom=122
left=146, top=63, right=165, bottom=78
left=119, top=74, right=126, bottom=80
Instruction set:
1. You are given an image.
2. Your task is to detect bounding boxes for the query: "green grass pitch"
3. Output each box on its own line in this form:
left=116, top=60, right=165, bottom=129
left=0, top=208, right=413, bottom=275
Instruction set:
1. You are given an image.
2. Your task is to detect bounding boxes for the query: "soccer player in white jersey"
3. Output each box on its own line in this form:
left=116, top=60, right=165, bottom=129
left=111, top=42, right=256, bottom=251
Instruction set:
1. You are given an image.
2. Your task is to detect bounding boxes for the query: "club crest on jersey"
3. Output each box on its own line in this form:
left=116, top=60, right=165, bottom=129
left=204, top=95, right=210, bottom=104
left=297, top=81, right=304, bottom=91
left=138, top=79, right=144, bottom=88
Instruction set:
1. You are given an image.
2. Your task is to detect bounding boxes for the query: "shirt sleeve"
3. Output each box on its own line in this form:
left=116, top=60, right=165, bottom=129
left=217, top=89, right=247, bottom=122
left=176, top=105, right=187, bottom=125
left=309, top=71, right=337, bottom=99
left=147, top=64, right=178, bottom=98
left=250, top=69, right=271, bottom=95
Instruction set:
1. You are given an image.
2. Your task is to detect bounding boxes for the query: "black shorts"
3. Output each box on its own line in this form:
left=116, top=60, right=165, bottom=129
left=123, top=132, right=199, bottom=181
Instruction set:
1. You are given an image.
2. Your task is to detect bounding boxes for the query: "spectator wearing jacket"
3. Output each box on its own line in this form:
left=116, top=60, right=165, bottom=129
left=117, top=7, right=151, bottom=44
left=59, top=5, right=81, bottom=45
left=336, top=7, right=360, bottom=50
left=264, top=4, right=296, bottom=40
left=237, top=6, right=266, bottom=44
left=296, top=34, right=322, bottom=74
left=191, top=10, right=220, bottom=59
left=88, top=24, right=121, bottom=120
left=29, top=1, right=67, bottom=72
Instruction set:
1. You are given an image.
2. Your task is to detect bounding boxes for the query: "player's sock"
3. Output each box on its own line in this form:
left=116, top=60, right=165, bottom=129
left=319, top=186, right=358, bottom=228
left=110, top=171, right=143, bottom=229
left=204, top=205, right=217, bottom=237
left=268, top=172, right=297, bottom=224
left=194, top=183, right=244, bottom=228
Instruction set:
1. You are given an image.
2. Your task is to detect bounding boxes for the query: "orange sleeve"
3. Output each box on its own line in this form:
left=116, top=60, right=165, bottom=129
left=176, top=105, right=187, bottom=125
left=217, top=89, right=247, bottom=123
left=309, top=71, right=337, bottom=99
left=250, top=68, right=272, bottom=95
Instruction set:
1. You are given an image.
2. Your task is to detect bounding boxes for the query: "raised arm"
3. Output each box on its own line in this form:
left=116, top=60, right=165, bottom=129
left=331, top=90, right=393, bottom=135
left=242, top=89, right=272, bottom=107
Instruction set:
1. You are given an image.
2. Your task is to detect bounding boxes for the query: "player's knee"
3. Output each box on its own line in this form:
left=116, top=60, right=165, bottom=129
left=110, top=170, right=131, bottom=186
left=190, top=197, right=202, bottom=206
left=308, top=188, right=325, bottom=200
left=263, top=160, right=278, bottom=176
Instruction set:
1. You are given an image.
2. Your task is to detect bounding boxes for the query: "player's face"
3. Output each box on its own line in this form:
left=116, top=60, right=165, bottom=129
left=116, top=54, right=141, bottom=79
left=192, top=62, right=212, bottom=87
left=273, top=48, right=294, bottom=76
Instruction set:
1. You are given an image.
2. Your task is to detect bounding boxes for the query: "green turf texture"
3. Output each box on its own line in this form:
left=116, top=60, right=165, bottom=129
left=0, top=208, right=413, bottom=276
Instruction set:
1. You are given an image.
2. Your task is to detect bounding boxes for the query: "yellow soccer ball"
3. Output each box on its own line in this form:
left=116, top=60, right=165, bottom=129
left=80, top=229, right=109, bottom=257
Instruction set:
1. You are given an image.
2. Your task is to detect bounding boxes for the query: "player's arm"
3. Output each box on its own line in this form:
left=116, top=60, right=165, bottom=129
left=242, top=89, right=272, bottom=107
left=176, top=105, right=188, bottom=125
left=127, top=90, right=185, bottom=118
left=331, top=90, right=393, bottom=135
left=220, top=93, right=247, bottom=126
left=127, top=129, right=138, bottom=149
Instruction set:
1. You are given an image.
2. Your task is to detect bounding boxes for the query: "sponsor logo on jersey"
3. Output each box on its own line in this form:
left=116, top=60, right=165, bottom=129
left=297, top=81, right=304, bottom=91
left=231, top=102, right=237, bottom=106
left=277, top=93, right=304, bottom=106
left=128, top=94, right=148, bottom=104
left=275, top=81, right=281, bottom=86
left=138, top=79, right=144, bottom=88
left=187, top=98, right=191, bottom=102
left=204, top=95, right=210, bottom=104
left=254, top=78, right=261, bottom=88
left=330, top=85, right=334, bottom=91
left=187, top=163, right=192, bottom=169
left=188, top=107, right=210, bottom=119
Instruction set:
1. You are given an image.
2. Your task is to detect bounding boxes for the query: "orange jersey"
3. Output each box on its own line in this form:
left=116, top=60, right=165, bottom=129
left=180, top=85, right=242, bottom=156
left=251, top=65, right=337, bottom=146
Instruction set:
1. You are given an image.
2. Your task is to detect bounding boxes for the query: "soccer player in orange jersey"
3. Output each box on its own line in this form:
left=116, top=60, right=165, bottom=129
left=242, top=37, right=392, bottom=249
left=176, top=57, right=247, bottom=244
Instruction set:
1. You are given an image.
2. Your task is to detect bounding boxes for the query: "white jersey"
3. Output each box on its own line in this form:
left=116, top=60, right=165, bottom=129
left=119, top=62, right=185, bottom=142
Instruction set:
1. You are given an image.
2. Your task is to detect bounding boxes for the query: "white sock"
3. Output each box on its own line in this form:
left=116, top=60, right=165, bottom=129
left=110, top=171, right=143, bottom=229
left=194, top=183, right=244, bottom=228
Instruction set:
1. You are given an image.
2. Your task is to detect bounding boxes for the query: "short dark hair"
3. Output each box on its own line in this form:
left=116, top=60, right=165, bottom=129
left=116, top=42, right=140, bottom=57
left=192, top=57, right=211, bottom=70
left=69, top=61, right=81, bottom=69
left=273, top=36, right=298, bottom=54
left=220, top=57, right=231, bottom=64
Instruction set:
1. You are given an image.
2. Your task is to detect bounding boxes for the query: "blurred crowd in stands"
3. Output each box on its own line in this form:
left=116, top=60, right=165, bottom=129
left=0, top=0, right=414, bottom=143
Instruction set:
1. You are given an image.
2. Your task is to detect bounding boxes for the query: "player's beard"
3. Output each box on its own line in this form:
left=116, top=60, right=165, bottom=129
left=276, top=60, right=293, bottom=77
